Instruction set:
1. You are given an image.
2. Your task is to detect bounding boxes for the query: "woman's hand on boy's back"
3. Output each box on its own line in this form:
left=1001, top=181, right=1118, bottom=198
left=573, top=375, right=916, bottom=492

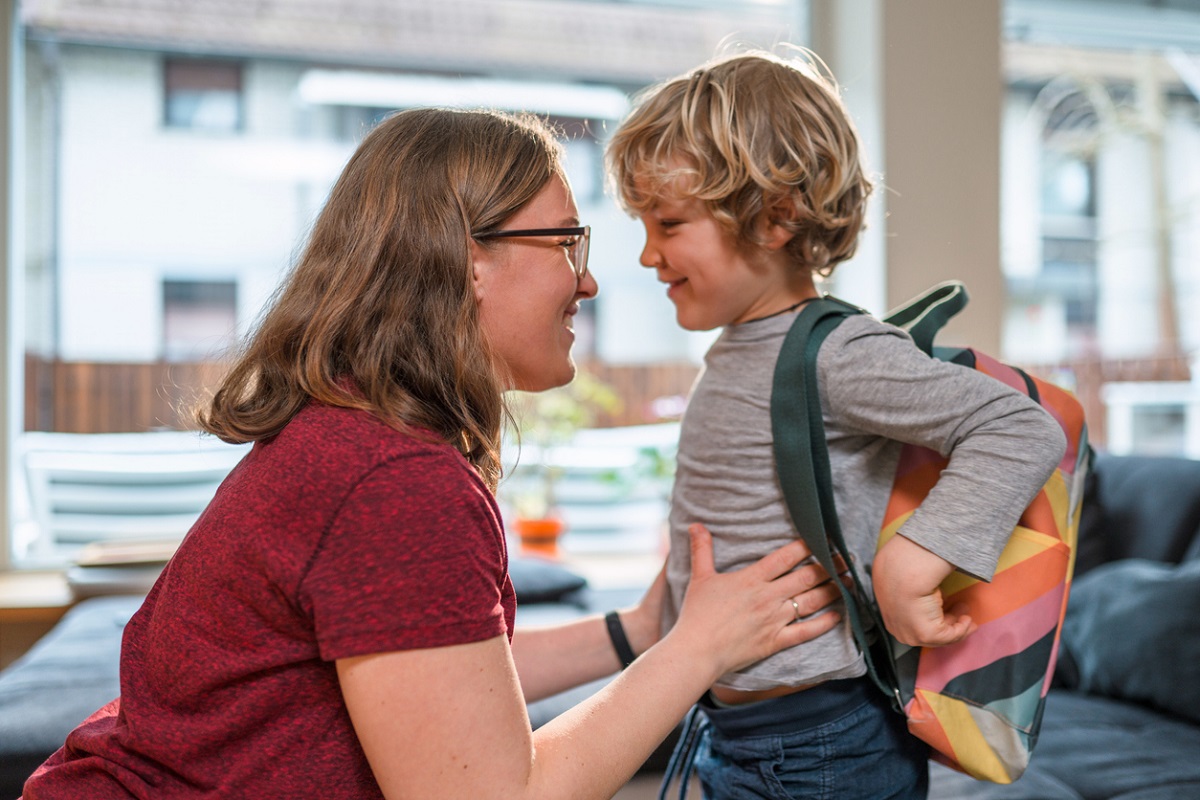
left=669, top=524, right=843, bottom=680
left=872, top=534, right=977, bottom=648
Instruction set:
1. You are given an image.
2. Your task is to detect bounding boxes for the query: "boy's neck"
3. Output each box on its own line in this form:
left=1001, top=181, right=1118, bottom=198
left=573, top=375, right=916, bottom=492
left=739, top=296, right=820, bottom=324
left=735, top=272, right=820, bottom=325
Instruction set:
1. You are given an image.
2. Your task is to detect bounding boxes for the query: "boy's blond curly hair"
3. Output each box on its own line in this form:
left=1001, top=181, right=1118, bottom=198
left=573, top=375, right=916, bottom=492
left=606, top=49, right=872, bottom=275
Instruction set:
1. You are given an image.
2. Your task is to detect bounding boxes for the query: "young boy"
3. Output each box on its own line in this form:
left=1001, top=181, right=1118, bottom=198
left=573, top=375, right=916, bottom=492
left=605, top=51, right=1067, bottom=799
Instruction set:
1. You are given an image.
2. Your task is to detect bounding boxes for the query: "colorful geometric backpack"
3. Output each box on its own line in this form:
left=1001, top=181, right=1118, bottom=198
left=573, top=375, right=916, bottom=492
left=770, top=281, right=1090, bottom=783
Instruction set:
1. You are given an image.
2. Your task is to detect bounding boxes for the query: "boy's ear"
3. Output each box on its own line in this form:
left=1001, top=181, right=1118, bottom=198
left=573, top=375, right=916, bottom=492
left=761, top=199, right=797, bottom=251
left=762, top=219, right=795, bottom=251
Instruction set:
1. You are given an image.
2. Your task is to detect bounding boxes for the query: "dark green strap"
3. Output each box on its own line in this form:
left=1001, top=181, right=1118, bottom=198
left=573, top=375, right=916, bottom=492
left=883, top=281, right=968, bottom=357
left=771, top=298, right=901, bottom=706
left=771, top=307, right=845, bottom=574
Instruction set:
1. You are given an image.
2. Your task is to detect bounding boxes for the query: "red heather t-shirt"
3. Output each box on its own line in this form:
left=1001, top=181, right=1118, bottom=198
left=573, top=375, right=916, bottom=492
left=23, top=403, right=516, bottom=799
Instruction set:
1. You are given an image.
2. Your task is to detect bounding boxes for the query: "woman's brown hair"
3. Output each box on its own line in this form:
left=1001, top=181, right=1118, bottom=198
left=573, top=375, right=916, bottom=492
left=196, top=108, right=566, bottom=489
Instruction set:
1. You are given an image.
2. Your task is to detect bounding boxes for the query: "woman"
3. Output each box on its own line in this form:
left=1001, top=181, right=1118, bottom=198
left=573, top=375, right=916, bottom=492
left=23, top=108, right=839, bottom=799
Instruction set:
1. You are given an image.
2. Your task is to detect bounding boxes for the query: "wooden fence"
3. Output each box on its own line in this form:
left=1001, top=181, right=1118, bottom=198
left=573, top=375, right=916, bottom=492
left=24, top=355, right=230, bottom=433
left=22, top=353, right=1195, bottom=448
left=1023, top=353, right=1191, bottom=448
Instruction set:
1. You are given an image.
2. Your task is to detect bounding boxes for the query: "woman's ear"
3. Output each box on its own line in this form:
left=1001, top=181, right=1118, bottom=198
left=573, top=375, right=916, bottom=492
left=470, top=239, right=492, bottom=301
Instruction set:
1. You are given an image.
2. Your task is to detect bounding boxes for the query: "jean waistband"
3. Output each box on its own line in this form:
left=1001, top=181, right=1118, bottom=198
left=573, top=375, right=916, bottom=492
left=698, top=676, right=877, bottom=738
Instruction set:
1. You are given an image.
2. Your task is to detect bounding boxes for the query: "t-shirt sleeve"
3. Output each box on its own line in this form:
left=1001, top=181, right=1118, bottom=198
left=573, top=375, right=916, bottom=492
left=299, top=452, right=511, bottom=661
left=818, top=316, right=1067, bottom=579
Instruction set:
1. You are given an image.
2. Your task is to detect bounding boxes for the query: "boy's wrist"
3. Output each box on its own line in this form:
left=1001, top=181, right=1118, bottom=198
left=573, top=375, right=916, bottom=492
left=881, top=533, right=955, bottom=579
left=874, top=534, right=958, bottom=614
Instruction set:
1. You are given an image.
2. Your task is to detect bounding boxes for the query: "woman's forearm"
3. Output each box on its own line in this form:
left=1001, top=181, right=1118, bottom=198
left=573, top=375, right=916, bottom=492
left=510, top=615, right=622, bottom=701
left=511, top=605, right=658, bottom=702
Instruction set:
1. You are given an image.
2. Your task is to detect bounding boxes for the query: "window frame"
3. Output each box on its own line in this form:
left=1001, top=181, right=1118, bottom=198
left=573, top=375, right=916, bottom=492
left=2, top=0, right=21, bottom=571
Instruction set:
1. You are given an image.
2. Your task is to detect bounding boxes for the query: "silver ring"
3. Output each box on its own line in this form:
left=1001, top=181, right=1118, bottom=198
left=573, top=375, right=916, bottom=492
left=790, top=598, right=801, bottom=621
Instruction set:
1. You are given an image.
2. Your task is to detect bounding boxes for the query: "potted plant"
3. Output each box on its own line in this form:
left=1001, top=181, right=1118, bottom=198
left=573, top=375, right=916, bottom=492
left=505, top=371, right=621, bottom=559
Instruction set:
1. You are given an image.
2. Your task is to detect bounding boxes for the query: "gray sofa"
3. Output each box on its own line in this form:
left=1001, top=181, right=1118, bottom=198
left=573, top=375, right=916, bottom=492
left=4, top=453, right=1200, bottom=799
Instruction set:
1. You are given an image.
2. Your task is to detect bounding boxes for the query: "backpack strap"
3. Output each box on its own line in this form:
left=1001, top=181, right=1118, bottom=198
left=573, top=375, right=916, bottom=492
left=883, top=281, right=968, bottom=357
left=771, top=296, right=902, bottom=708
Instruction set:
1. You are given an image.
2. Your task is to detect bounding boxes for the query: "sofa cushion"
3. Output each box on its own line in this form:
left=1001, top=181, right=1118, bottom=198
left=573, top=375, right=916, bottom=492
left=508, top=556, right=588, bottom=605
left=1076, top=454, right=1200, bottom=575
left=1018, top=691, right=1200, bottom=800
left=0, top=595, right=142, bottom=798
left=929, top=760, right=1083, bottom=800
left=1057, top=558, right=1200, bottom=724
left=930, top=690, right=1200, bottom=800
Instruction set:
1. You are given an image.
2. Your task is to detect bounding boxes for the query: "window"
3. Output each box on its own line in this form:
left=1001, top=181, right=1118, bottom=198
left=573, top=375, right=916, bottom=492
left=1039, top=149, right=1099, bottom=338
left=1040, top=151, right=1095, bottom=220
left=163, top=59, right=243, bottom=132
left=162, top=280, right=238, bottom=362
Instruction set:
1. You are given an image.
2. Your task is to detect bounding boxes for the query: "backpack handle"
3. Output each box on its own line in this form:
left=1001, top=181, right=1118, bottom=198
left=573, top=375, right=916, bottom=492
left=883, top=281, right=969, bottom=356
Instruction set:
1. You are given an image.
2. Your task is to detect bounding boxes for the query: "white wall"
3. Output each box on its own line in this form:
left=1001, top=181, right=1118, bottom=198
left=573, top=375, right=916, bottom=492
left=1001, top=92, right=1042, bottom=283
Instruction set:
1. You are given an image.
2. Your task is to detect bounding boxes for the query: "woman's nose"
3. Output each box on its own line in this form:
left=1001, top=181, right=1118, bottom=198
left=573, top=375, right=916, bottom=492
left=577, top=269, right=599, bottom=299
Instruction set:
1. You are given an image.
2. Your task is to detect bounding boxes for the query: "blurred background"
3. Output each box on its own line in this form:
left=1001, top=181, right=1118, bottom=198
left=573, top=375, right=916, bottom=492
left=1, top=0, right=1199, bottom=573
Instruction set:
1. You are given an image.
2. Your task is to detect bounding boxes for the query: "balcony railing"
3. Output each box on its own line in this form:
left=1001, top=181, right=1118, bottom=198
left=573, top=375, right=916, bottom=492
left=22, top=352, right=1195, bottom=449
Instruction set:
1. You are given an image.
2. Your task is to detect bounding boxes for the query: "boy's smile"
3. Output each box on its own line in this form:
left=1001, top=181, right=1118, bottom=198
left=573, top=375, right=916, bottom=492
left=664, top=275, right=688, bottom=300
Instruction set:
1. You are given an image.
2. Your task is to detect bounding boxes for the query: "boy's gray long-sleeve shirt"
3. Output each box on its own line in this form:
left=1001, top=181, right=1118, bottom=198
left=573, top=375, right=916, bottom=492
left=662, top=311, right=1068, bottom=691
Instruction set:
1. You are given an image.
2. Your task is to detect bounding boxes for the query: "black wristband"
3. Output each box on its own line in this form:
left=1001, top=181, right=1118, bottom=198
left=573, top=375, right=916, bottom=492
left=604, top=610, right=637, bottom=669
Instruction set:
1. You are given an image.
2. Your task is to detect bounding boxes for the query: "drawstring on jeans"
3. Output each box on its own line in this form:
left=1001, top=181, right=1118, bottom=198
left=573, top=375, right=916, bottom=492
left=658, top=705, right=709, bottom=800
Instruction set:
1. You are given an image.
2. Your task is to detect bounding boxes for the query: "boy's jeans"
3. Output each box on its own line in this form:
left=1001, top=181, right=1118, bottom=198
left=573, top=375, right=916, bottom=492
left=663, top=677, right=929, bottom=800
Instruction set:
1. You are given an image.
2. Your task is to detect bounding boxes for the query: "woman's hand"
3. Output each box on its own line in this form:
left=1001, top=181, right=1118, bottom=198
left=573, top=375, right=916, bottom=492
left=668, top=523, right=842, bottom=681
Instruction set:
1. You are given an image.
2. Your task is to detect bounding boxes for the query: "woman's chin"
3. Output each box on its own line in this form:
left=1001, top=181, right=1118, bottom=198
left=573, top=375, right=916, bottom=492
left=514, top=360, right=577, bottom=394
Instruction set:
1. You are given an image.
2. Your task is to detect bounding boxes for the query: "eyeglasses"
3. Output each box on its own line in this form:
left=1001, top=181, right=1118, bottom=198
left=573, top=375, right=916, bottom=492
left=474, top=225, right=590, bottom=281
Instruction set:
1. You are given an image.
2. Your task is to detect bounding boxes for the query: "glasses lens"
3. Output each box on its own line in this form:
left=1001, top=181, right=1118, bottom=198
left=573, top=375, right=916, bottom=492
left=575, top=227, right=590, bottom=279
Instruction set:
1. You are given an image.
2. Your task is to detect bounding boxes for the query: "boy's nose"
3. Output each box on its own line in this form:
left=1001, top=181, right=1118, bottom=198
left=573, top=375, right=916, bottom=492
left=639, top=242, right=661, bottom=269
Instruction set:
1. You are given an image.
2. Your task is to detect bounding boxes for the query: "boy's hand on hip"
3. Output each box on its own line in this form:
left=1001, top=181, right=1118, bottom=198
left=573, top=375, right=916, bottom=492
left=872, top=534, right=977, bottom=648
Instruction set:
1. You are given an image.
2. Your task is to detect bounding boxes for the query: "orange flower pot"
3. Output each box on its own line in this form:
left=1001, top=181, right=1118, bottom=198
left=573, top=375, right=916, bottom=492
left=514, top=515, right=566, bottom=560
